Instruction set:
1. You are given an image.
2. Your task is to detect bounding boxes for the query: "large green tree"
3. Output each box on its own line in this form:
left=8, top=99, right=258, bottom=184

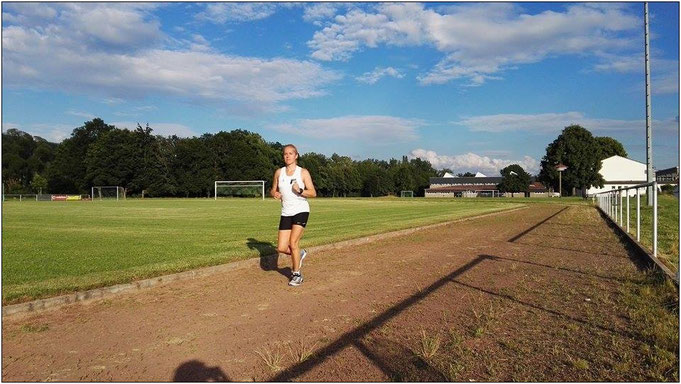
left=408, top=157, right=437, bottom=196
left=84, top=128, right=137, bottom=190
left=595, top=136, right=628, bottom=160
left=128, top=124, right=177, bottom=197
left=172, top=136, right=215, bottom=197
left=497, top=164, right=531, bottom=193
left=2, top=129, right=56, bottom=193
left=356, top=159, right=393, bottom=197
left=48, top=118, right=115, bottom=193
left=208, top=130, right=276, bottom=185
left=538, top=125, right=605, bottom=196
left=298, top=152, right=330, bottom=196
left=327, top=154, right=360, bottom=197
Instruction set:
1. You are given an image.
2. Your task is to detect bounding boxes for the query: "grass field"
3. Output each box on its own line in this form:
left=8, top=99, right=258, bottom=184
left=2, top=197, right=524, bottom=304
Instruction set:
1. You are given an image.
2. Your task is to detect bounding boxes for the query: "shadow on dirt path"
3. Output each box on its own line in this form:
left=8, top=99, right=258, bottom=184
left=271, top=255, right=489, bottom=381
left=247, top=238, right=290, bottom=279
left=173, top=360, right=230, bottom=382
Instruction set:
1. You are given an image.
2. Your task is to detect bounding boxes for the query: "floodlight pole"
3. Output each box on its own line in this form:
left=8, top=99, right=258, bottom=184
left=559, top=171, right=562, bottom=197
left=555, top=164, right=567, bottom=197
left=644, top=2, right=654, bottom=206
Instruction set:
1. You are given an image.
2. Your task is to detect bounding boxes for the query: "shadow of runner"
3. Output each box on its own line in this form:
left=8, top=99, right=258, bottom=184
left=246, top=238, right=290, bottom=278
left=173, top=360, right=230, bottom=382
left=270, top=255, right=490, bottom=381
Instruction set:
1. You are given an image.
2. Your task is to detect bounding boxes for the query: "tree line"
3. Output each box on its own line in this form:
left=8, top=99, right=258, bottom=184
left=2, top=118, right=438, bottom=197
left=2, top=119, right=627, bottom=197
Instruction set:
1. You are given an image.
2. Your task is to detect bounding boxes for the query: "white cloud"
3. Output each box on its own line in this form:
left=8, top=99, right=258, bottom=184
left=2, top=4, right=341, bottom=113
left=3, top=123, right=75, bottom=143
left=356, top=67, right=404, bottom=84
left=308, top=3, right=640, bottom=85
left=269, top=115, right=422, bottom=142
left=2, top=3, right=58, bottom=25
left=102, top=98, right=125, bottom=105
left=66, top=110, right=97, bottom=119
left=303, top=3, right=342, bottom=25
left=2, top=122, right=22, bottom=131
left=454, top=112, right=678, bottom=134
left=410, top=149, right=540, bottom=175
left=62, top=4, right=162, bottom=51
left=593, top=54, right=679, bottom=95
left=649, top=58, right=679, bottom=95
left=112, top=121, right=197, bottom=138
left=195, top=3, right=277, bottom=23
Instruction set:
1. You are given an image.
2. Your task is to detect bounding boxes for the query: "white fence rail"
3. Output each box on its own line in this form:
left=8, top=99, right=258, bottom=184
left=593, top=181, right=658, bottom=258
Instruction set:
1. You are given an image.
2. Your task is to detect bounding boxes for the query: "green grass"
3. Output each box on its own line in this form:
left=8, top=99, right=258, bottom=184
left=610, top=194, right=679, bottom=272
left=2, top=197, right=523, bottom=304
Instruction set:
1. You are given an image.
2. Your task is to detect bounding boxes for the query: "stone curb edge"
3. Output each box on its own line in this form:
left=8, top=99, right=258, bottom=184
left=595, top=206, right=679, bottom=285
left=3, top=205, right=528, bottom=318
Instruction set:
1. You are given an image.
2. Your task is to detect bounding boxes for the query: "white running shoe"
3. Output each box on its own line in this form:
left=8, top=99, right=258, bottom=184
left=289, top=272, right=303, bottom=286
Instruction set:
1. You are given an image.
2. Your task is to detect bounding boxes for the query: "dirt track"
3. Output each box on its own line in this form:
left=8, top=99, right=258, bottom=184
left=1, top=204, right=675, bottom=381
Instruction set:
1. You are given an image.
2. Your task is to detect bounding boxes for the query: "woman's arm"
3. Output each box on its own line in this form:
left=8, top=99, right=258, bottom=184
left=297, top=168, right=317, bottom=198
left=271, top=169, right=281, bottom=199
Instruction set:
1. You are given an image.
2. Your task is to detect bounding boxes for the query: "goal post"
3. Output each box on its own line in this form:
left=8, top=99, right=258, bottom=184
left=400, top=190, right=414, bottom=198
left=215, top=180, right=265, bottom=200
left=92, top=186, right=125, bottom=201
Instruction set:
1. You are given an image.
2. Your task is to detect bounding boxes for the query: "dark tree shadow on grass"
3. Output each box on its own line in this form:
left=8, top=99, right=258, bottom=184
left=247, top=238, right=290, bottom=278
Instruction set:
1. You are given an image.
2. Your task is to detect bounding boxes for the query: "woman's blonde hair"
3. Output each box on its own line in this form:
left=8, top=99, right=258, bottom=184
left=283, top=144, right=298, bottom=155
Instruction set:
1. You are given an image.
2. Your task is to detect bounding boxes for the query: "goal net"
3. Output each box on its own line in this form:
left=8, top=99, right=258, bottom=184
left=92, top=186, right=125, bottom=200
left=215, top=180, right=265, bottom=200
left=400, top=190, right=414, bottom=198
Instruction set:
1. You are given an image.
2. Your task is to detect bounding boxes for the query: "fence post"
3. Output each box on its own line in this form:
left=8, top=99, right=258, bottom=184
left=619, top=189, right=624, bottom=227
left=653, top=182, right=658, bottom=258
left=626, top=190, right=630, bottom=232
left=636, top=188, right=641, bottom=242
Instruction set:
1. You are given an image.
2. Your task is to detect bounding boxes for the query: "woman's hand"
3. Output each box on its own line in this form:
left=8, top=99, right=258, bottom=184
left=291, top=184, right=302, bottom=195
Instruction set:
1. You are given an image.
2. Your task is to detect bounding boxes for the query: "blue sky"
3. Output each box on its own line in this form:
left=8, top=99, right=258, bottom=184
left=2, top=2, right=679, bottom=175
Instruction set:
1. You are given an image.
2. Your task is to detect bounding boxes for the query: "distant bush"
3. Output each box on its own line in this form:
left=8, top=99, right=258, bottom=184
left=660, top=184, right=677, bottom=195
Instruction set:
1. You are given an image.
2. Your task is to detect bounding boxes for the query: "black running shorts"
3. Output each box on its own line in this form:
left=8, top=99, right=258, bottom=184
left=279, top=212, right=310, bottom=230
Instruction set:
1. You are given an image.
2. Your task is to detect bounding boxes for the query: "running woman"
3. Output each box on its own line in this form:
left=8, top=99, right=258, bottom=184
left=271, top=144, right=317, bottom=286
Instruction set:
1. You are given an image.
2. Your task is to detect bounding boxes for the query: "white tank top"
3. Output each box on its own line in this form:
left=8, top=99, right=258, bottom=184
left=278, top=165, right=310, bottom=216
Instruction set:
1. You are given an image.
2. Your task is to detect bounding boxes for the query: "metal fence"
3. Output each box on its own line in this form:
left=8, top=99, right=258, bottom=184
left=593, top=181, right=658, bottom=257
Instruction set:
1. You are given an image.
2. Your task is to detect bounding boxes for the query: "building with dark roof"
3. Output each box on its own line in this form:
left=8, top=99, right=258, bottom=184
left=425, top=175, right=550, bottom=198
left=656, top=166, right=679, bottom=185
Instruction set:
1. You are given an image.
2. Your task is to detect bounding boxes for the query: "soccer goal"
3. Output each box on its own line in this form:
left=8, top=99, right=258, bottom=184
left=400, top=190, right=414, bottom=198
left=215, top=180, right=265, bottom=200
left=92, top=186, right=125, bottom=201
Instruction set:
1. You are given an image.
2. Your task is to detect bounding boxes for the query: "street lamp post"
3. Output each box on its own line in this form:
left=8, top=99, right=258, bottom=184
left=556, top=164, right=568, bottom=197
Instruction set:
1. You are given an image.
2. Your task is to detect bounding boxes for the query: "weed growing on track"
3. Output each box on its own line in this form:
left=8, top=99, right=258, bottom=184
left=285, top=340, right=318, bottom=363
left=416, top=330, right=441, bottom=359
left=20, top=323, right=49, bottom=333
left=255, top=345, right=284, bottom=372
